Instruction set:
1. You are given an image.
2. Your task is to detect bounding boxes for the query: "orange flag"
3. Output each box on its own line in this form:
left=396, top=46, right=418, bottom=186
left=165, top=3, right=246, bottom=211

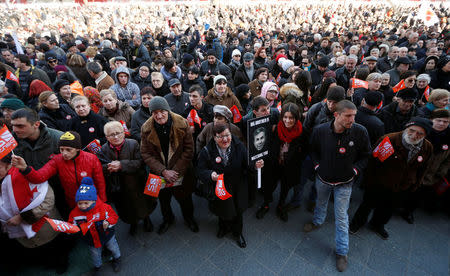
left=45, top=218, right=80, bottom=234
left=85, top=139, right=102, bottom=154
left=230, top=105, right=242, bottom=123
left=373, top=136, right=395, bottom=162
left=215, top=174, right=232, bottom=200
left=350, top=78, right=369, bottom=89
left=423, top=86, right=430, bottom=101
left=187, top=109, right=202, bottom=127
left=119, top=120, right=130, bottom=136
left=69, top=80, right=84, bottom=96
left=143, top=173, right=164, bottom=197
left=392, top=80, right=406, bottom=93
left=6, top=71, right=19, bottom=84
left=0, top=125, right=17, bottom=159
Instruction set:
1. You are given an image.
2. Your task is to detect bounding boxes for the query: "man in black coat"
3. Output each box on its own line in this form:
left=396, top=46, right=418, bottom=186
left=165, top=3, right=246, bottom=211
left=377, top=46, right=399, bottom=73
left=335, top=55, right=357, bottom=91
left=355, top=92, right=385, bottom=146
left=234, top=52, right=259, bottom=87
left=310, top=56, right=330, bottom=87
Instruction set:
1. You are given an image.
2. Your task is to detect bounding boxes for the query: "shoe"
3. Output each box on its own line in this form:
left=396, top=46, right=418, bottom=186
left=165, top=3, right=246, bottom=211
left=217, top=227, right=228, bottom=238
left=349, top=222, right=361, bottom=235
left=129, top=224, right=137, bottom=236
left=185, top=218, right=199, bottom=232
left=256, top=204, right=270, bottom=219
left=92, top=266, right=101, bottom=276
left=276, top=206, right=288, bottom=222
left=306, top=201, right=315, bottom=213
left=303, top=222, right=321, bottom=232
left=284, top=202, right=301, bottom=212
left=143, top=217, right=153, bottom=232
left=112, top=258, right=121, bottom=273
left=234, top=234, right=247, bottom=248
left=369, top=224, right=389, bottom=240
left=157, top=218, right=174, bottom=235
left=336, top=254, right=348, bottom=272
left=401, top=212, right=414, bottom=224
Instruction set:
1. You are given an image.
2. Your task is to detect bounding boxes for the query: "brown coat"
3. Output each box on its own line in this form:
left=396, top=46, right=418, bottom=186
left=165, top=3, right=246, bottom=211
left=421, top=143, right=450, bottom=187
left=248, top=79, right=263, bottom=97
left=204, top=87, right=243, bottom=114
left=140, top=112, right=195, bottom=197
left=100, top=138, right=156, bottom=224
left=97, top=74, right=115, bottom=92
left=99, top=101, right=135, bottom=128
left=365, top=132, right=433, bottom=192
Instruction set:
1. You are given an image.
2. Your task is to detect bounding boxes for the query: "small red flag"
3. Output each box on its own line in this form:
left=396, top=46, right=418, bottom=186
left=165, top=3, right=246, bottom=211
left=373, top=136, right=395, bottom=162
left=85, top=139, right=102, bottom=154
left=215, top=174, right=232, bottom=200
left=45, top=218, right=80, bottom=234
left=143, top=173, right=163, bottom=197
left=350, top=78, right=369, bottom=89
left=276, top=102, right=282, bottom=113
left=6, top=71, right=19, bottom=84
left=187, top=109, right=202, bottom=127
left=119, top=120, right=130, bottom=137
left=392, top=80, right=406, bottom=93
left=423, top=86, right=430, bottom=102
left=0, top=125, right=17, bottom=159
left=230, top=105, right=242, bottom=123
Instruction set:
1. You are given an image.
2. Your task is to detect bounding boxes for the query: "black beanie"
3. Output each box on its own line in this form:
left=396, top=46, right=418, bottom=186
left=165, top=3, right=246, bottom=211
left=58, top=131, right=82, bottom=149
left=53, top=79, right=70, bottom=93
left=404, top=117, right=432, bottom=135
left=148, top=96, right=171, bottom=113
left=363, top=91, right=383, bottom=107
left=430, top=108, right=450, bottom=119
left=326, top=86, right=346, bottom=102
left=235, top=84, right=250, bottom=99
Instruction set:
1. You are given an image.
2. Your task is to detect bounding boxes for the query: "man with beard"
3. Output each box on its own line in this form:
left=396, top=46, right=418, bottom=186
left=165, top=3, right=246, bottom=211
left=349, top=117, right=433, bottom=239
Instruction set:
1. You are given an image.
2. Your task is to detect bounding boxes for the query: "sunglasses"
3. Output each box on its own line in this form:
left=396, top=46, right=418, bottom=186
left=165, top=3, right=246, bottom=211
left=48, top=60, right=57, bottom=64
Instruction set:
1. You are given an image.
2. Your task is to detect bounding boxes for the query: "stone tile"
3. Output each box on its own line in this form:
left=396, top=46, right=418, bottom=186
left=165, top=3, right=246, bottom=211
left=348, top=232, right=375, bottom=265
left=194, top=259, right=226, bottom=276
left=150, top=263, right=176, bottom=276
left=405, top=263, right=432, bottom=276
left=279, top=254, right=328, bottom=276
left=159, top=243, right=203, bottom=275
left=367, top=246, right=407, bottom=276
left=209, top=242, right=249, bottom=275
left=146, top=233, right=185, bottom=261
left=251, top=238, right=291, bottom=273
left=115, top=248, right=160, bottom=275
left=186, top=229, right=225, bottom=259
left=235, top=257, right=276, bottom=276
left=294, top=234, right=334, bottom=269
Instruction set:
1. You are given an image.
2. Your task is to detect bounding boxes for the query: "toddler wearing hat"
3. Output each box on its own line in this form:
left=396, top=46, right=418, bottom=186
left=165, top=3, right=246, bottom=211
left=68, top=177, right=121, bottom=274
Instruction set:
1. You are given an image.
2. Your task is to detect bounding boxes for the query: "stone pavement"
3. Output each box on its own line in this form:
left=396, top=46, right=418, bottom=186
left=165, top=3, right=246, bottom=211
left=12, top=181, right=450, bottom=276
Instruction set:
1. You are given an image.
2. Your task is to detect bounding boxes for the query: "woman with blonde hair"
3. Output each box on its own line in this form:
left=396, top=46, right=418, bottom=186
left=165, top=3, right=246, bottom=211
left=38, top=91, right=76, bottom=131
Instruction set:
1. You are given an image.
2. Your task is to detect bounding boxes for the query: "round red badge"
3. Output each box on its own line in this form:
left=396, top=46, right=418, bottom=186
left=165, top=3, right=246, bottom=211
left=202, top=122, right=206, bottom=126
left=215, top=157, right=222, bottom=163
left=339, top=147, right=346, bottom=154
left=66, top=115, right=72, bottom=120
left=89, top=127, right=95, bottom=133
left=304, top=106, right=308, bottom=111
left=417, top=156, right=423, bottom=162
left=443, top=145, right=448, bottom=150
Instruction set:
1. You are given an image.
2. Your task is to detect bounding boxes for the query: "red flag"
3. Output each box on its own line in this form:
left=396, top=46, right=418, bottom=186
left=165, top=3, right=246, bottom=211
left=275, top=72, right=282, bottom=85
left=377, top=100, right=383, bottom=110
left=45, top=218, right=80, bottom=234
left=85, top=139, right=102, bottom=154
left=423, top=86, right=430, bottom=101
left=0, top=125, right=17, bottom=159
left=215, top=174, right=232, bottom=200
left=392, top=80, right=406, bottom=93
left=119, top=120, right=130, bottom=137
left=187, top=109, right=202, bottom=127
left=6, top=71, right=19, bottom=84
left=230, top=105, right=242, bottom=123
left=276, top=102, right=282, bottom=113
left=373, top=136, right=395, bottom=162
left=143, top=173, right=164, bottom=197
left=350, top=78, right=369, bottom=89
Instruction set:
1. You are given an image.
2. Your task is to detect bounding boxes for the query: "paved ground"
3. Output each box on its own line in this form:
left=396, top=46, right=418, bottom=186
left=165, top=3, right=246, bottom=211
left=10, top=181, right=450, bottom=276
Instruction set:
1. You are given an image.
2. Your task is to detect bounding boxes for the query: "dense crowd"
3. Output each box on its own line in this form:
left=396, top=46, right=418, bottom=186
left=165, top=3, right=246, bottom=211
left=0, top=1, right=449, bottom=274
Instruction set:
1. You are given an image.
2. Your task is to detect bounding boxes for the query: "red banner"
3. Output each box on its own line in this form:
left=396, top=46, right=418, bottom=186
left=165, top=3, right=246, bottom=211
left=119, top=120, right=130, bottom=137
left=187, top=109, right=202, bottom=127
left=85, top=139, right=102, bottom=154
left=143, top=173, right=163, bottom=197
left=350, top=78, right=369, bottom=89
left=392, top=80, right=406, bottom=93
left=230, top=105, right=242, bottom=123
left=423, top=86, right=430, bottom=102
left=0, top=125, right=17, bottom=159
left=373, top=136, right=395, bottom=162
left=215, top=174, right=232, bottom=200
left=45, top=218, right=80, bottom=234
left=6, top=71, right=19, bottom=84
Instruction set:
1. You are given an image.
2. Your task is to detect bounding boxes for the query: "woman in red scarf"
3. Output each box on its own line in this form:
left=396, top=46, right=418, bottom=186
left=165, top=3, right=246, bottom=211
left=256, top=103, right=306, bottom=222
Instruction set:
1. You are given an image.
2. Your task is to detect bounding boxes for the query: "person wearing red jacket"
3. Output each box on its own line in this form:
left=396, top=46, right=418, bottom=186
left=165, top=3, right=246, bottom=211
left=12, top=131, right=107, bottom=209
left=68, top=177, right=121, bottom=274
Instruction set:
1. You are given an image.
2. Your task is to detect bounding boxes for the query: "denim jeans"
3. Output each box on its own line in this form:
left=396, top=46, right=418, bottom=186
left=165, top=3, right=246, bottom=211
left=312, top=177, right=353, bottom=256
left=89, top=235, right=121, bottom=268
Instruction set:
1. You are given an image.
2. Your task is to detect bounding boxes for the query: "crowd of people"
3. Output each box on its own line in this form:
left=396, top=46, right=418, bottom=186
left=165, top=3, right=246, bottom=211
left=0, top=1, right=449, bottom=274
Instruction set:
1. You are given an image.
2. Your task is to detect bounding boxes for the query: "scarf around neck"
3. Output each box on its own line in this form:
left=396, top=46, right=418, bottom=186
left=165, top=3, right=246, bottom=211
left=277, top=120, right=302, bottom=143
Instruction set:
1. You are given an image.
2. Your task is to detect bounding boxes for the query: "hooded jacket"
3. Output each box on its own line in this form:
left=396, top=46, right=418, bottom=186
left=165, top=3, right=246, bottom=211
left=110, top=66, right=141, bottom=109
left=204, top=87, right=243, bottom=114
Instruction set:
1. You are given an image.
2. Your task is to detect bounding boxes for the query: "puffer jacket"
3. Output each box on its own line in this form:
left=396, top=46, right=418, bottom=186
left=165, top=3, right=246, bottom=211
left=21, top=151, right=107, bottom=209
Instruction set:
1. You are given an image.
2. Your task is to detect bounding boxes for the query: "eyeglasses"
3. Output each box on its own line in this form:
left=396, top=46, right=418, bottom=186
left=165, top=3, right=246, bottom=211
left=106, top=132, right=124, bottom=138
left=215, top=134, right=231, bottom=140
left=406, top=78, right=416, bottom=83
left=48, top=60, right=57, bottom=64
left=302, top=62, right=309, bottom=65
left=234, top=55, right=241, bottom=57
left=267, top=90, right=278, bottom=94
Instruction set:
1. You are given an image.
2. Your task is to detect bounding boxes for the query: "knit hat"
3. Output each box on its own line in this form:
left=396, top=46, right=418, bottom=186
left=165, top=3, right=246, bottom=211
left=58, top=131, right=82, bottom=149
left=397, top=88, right=418, bottom=100
left=213, top=105, right=232, bottom=122
left=395, top=57, right=411, bottom=65
left=148, top=96, right=171, bottom=113
left=232, top=49, right=241, bottom=57
left=281, top=59, right=295, bottom=72
left=404, top=117, right=432, bottom=135
left=75, top=177, right=98, bottom=202
left=206, top=49, right=216, bottom=57
left=213, top=75, right=227, bottom=86
left=0, top=98, right=25, bottom=110
left=243, top=52, right=254, bottom=61
left=437, top=55, right=450, bottom=69
left=317, top=56, right=330, bottom=67
left=235, top=84, right=250, bottom=98
left=54, top=65, right=68, bottom=74
left=430, top=108, right=450, bottom=119
left=182, top=53, right=194, bottom=64
left=326, top=86, right=346, bottom=102
left=53, top=79, right=70, bottom=93
left=323, top=70, right=336, bottom=79
left=363, top=91, right=383, bottom=107
left=45, top=51, right=57, bottom=61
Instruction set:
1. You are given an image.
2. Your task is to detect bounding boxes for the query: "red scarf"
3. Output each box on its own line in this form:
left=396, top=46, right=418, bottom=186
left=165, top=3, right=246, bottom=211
left=277, top=120, right=302, bottom=143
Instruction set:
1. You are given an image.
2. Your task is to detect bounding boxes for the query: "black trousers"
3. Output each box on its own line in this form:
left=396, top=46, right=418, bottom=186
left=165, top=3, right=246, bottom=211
left=158, top=187, right=194, bottom=222
left=218, top=213, right=243, bottom=236
left=262, top=165, right=290, bottom=206
left=351, top=187, right=415, bottom=228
